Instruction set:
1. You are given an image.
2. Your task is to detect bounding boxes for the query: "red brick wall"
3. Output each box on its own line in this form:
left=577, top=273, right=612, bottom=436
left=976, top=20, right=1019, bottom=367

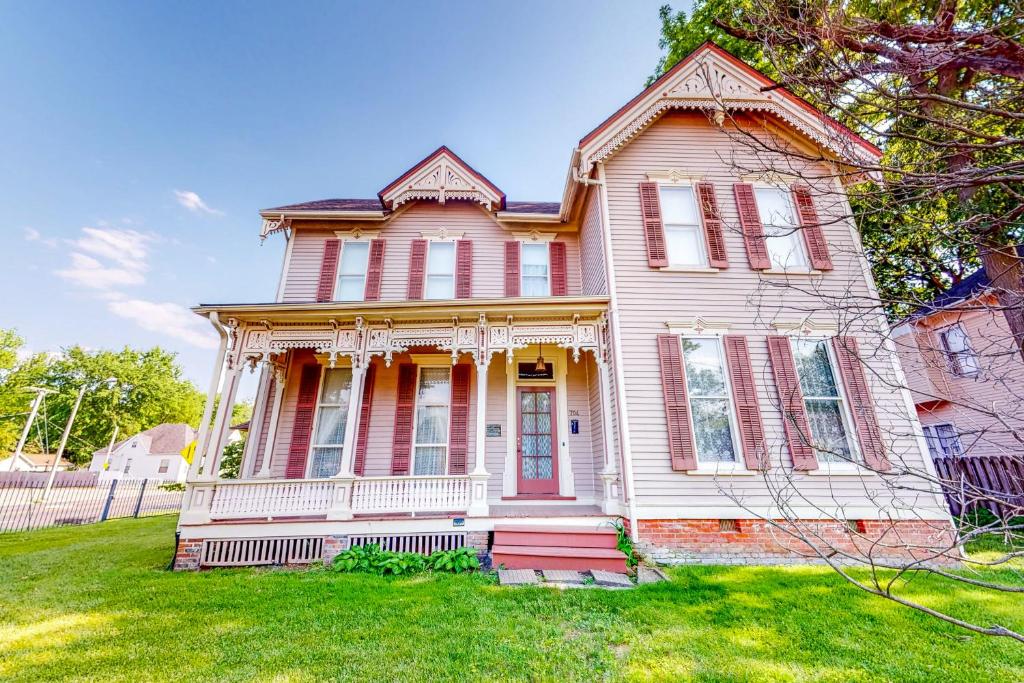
left=637, top=519, right=957, bottom=565
left=173, top=539, right=203, bottom=571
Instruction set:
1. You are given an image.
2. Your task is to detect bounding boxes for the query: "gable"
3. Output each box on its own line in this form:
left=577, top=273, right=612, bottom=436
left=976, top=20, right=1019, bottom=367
left=378, top=146, right=505, bottom=211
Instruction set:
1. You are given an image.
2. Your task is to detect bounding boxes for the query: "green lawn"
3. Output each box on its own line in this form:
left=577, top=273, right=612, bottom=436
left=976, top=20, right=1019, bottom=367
left=1, top=517, right=1022, bottom=682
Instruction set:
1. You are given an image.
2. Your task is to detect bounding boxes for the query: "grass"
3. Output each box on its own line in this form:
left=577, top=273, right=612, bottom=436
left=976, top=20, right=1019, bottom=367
left=1, top=517, right=1022, bottom=682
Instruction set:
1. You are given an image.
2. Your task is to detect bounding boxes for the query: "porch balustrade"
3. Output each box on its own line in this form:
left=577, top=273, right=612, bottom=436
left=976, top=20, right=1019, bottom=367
left=350, top=475, right=470, bottom=515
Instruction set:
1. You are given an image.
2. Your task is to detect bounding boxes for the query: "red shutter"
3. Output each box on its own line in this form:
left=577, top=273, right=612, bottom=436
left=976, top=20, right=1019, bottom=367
left=696, top=182, right=729, bottom=269
left=407, top=240, right=427, bottom=299
left=723, top=336, right=768, bottom=470
left=455, top=240, right=473, bottom=299
left=352, top=362, right=376, bottom=477
left=657, top=334, right=697, bottom=471
left=832, top=337, right=889, bottom=470
left=733, top=184, right=771, bottom=270
left=364, top=239, right=385, bottom=301
left=316, top=240, right=341, bottom=302
left=792, top=186, right=833, bottom=271
left=390, top=363, right=417, bottom=475
left=549, top=241, right=568, bottom=296
left=285, top=363, right=322, bottom=479
left=766, top=336, right=818, bottom=470
left=639, top=181, right=669, bottom=267
left=448, top=364, right=471, bottom=475
left=504, top=241, right=520, bottom=297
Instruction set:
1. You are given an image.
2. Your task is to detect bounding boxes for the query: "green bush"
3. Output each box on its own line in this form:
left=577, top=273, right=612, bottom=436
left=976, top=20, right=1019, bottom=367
left=331, top=543, right=479, bottom=576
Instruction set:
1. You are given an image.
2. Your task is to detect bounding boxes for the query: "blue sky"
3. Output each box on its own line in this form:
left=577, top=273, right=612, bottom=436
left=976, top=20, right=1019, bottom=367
left=0, top=1, right=678, bottom=387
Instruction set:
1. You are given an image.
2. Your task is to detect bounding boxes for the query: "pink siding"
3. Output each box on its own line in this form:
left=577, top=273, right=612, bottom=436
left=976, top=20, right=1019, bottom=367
left=268, top=350, right=309, bottom=478
left=578, top=188, right=607, bottom=296
left=566, top=354, right=598, bottom=499
left=281, top=202, right=582, bottom=302
left=250, top=372, right=275, bottom=474
left=602, top=112, right=937, bottom=510
left=485, top=361, right=508, bottom=499
left=901, top=302, right=1024, bottom=458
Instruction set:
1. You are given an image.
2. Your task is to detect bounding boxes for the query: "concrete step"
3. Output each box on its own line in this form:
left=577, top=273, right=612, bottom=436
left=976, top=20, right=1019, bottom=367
left=491, top=544, right=629, bottom=572
left=493, top=525, right=620, bottom=549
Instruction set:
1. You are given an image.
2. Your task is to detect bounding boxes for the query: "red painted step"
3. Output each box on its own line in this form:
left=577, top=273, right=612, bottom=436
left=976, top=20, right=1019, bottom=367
left=490, top=525, right=628, bottom=572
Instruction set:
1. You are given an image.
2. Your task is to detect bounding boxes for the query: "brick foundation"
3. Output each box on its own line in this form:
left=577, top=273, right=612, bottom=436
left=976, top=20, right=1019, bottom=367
left=322, top=535, right=348, bottom=565
left=173, top=539, right=203, bottom=571
left=637, top=519, right=958, bottom=566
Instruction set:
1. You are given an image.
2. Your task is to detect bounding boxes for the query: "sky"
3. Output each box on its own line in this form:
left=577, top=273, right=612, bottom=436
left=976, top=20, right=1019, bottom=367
left=0, top=1, right=680, bottom=388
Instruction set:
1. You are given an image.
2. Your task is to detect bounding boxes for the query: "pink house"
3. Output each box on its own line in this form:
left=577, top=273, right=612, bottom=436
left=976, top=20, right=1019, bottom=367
left=893, top=267, right=1024, bottom=461
left=175, top=43, right=951, bottom=570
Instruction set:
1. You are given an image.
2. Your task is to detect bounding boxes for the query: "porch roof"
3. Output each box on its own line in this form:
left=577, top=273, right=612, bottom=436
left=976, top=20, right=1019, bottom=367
left=192, top=296, right=610, bottom=324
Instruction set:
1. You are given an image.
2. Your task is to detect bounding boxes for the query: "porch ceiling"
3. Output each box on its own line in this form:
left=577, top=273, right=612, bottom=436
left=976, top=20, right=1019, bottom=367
left=193, top=296, right=610, bottom=324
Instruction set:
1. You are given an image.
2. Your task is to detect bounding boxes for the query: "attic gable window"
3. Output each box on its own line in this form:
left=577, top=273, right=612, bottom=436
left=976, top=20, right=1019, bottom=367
left=939, top=323, right=979, bottom=376
left=659, top=185, right=707, bottom=267
left=425, top=241, right=456, bottom=299
left=754, top=188, right=808, bottom=270
left=335, top=241, right=370, bottom=301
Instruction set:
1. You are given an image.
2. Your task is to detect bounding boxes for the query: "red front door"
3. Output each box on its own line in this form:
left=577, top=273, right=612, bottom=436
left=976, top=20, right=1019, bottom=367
left=517, top=387, right=558, bottom=495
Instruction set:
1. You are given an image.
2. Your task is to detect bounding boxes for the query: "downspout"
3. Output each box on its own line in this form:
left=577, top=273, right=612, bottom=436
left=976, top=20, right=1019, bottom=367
left=274, top=226, right=294, bottom=303
left=189, top=311, right=229, bottom=481
left=591, top=161, right=640, bottom=541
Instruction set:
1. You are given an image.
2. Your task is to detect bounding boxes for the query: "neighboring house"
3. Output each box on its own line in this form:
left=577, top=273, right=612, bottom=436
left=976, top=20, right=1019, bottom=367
left=893, top=264, right=1024, bottom=461
left=90, top=423, right=195, bottom=482
left=0, top=452, right=73, bottom=472
left=175, top=42, right=950, bottom=570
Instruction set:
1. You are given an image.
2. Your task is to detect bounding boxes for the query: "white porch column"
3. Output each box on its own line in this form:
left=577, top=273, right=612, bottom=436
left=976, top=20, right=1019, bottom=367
left=256, top=366, right=286, bottom=478
left=596, top=355, right=622, bottom=515
left=203, top=361, right=244, bottom=481
left=328, top=359, right=366, bottom=521
left=241, top=366, right=272, bottom=478
left=467, top=357, right=490, bottom=517
left=188, top=313, right=229, bottom=482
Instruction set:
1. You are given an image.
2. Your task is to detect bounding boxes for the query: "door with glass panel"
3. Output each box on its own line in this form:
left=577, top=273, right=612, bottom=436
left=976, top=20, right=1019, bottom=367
left=309, top=368, right=353, bottom=478
left=517, top=387, right=558, bottom=494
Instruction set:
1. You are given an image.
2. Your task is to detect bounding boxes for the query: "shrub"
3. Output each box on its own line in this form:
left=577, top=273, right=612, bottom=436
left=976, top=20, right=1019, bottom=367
left=331, top=544, right=479, bottom=576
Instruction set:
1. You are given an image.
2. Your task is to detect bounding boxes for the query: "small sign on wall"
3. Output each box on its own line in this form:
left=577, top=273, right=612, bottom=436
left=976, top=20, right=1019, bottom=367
left=486, top=423, right=502, bottom=437
left=570, top=418, right=579, bottom=435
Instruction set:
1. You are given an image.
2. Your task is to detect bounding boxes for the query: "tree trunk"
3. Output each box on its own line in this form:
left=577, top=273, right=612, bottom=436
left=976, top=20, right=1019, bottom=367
left=980, top=244, right=1024, bottom=361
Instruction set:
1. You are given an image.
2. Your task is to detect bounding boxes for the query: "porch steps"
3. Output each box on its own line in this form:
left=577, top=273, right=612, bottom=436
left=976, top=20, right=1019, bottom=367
left=491, top=525, right=628, bottom=572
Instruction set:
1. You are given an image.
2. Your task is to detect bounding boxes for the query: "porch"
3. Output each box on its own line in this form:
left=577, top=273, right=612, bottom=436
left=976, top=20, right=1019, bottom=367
left=180, top=298, right=623, bottom=526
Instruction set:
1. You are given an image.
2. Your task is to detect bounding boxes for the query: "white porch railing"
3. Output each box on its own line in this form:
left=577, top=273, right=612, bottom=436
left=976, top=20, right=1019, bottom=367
left=351, top=475, right=470, bottom=515
left=208, top=479, right=337, bottom=519
left=196, top=475, right=473, bottom=521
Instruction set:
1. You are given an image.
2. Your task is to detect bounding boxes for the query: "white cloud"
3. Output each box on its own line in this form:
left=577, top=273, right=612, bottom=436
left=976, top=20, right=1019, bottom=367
left=55, top=252, right=146, bottom=289
left=107, top=299, right=219, bottom=349
left=24, top=227, right=57, bottom=248
left=174, top=190, right=223, bottom=215
left=72, top=227, right=150, bottom=268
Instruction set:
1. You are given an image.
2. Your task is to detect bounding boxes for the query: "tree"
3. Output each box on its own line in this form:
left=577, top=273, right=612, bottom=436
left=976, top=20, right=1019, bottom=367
left=0, top=329, right=49, bottom=452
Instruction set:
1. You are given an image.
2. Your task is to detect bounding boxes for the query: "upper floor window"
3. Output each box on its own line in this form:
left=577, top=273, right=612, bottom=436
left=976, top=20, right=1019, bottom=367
left=335, top=241, right=370, bottom=301
left=158, top=459, right=169, bottom=474
left=659, top=186, right=707, bottom=267
left=309, top=368, right=353, bottom=478
left=922, top=423, right=964, bottom=459
left=938, top=323, right=979, bottom=376
left=755, top=188, right=808, bottom=270
left=413, top=367, right=451, bottom=475
left=791, top=338, right=856, bottom=464
left=680, top=337, right=738, bottom=463
left=425, top=241, right=456, bottom=299
left=521, top=243, right=550, bottom=296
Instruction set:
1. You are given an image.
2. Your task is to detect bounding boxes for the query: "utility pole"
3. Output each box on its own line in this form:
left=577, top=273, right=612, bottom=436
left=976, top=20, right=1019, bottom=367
left=41, top=383, right=87, bottom=501
left=8, top=387, right=52, bottom=472
left=101, top=424, right=120, bottom=471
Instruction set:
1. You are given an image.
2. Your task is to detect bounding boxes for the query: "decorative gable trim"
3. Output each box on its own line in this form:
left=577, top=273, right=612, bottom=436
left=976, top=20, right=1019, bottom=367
left=333, top=228, right=382, bottom=240
left=511, top=230, right=557, bottom=243
left=419, top=227, right=465, bottom=240
left=666, top=318, right=731, bottom=336
left=576, top=43, right=881, bottom=176
left=771, top=319, right=839, bottom=336
left=378, top=146, right=505, bottom=211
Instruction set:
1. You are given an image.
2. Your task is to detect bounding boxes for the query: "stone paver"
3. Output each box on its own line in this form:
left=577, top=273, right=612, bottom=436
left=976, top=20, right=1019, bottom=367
left=637, top=565, right=669, bottom=584
left=498, top=569, right=538, bottom=585
left=542, top=569, right=585, bottom=584
left=590, top=569, right=633, bottom=588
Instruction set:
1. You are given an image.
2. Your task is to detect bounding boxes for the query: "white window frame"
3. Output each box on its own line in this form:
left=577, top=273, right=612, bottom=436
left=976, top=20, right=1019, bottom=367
left=411, top=363, right=453, bottom=476
left=790, top=336, right=861, bottom=471
left=753, top=185, right=810, bottom=272
left=938, top=323, right=979, bottom=377
left=676, top=334, right=751, bottom=475
left=306, top=365, right=354, bottom=479
left=519, top=242, right=551, bottom=297
left=922, top=423, right=964, bottom=459
left=158, top=459, right=170, bottom=474
left=658, top=182, right=709, bottom=269
left=334, top=239, right=371, bottom=302
left=425, top=239, right=457, bottom=300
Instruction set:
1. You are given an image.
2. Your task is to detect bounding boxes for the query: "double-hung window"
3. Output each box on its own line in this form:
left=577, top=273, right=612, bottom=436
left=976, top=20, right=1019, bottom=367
left=791, top=338, right=856, bottom=464
left=521, top=243, right=550, bottom=296
left=938, top=324, right=979, bottom=376
left=412, top=367, right=451, bottom=475
left=335, top=241, right=370, bottom=301
left=680, top=337, right=739, bottom=463
left=754, top=188, right=808, bottom=270
left=309, top=368, right=353, bottom=478
left=425, top=241, right=456, bottom=299
left=158, top=459, right=169, bottom=474
left=660, top=185, right=707, bottom=267
left=922, top=423, right=964, bottom=459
